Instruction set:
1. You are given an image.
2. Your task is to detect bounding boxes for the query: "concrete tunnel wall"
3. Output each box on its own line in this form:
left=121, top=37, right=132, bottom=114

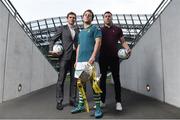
left=120, top=0, right=180, bottom=108
left=0, top=1, right=58, bottom=103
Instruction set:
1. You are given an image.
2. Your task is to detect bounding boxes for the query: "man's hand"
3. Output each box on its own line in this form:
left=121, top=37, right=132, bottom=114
left=88, top=56, right=95, bottom=65
left=49, top=51, right=60, bottom=57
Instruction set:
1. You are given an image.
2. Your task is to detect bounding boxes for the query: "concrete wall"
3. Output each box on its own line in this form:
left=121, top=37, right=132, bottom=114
left=0, top=1, right=57, bottom=103
left=121, top=18, right=164, bottom=101
left=31, top=44, right=57, bottom=91
left=121, top=0, right=180, bottom=107
left=161, top=0, right=180, bottom=107
left=3, top=15, right=33, bottom=100
left=0, top=1, right=9, bottom=103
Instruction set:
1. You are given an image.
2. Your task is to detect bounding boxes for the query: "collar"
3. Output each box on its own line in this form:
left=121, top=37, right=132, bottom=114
left=67, top=24, right=75, bottom=29
left=104, top=24, right=113, bottom=28
left=84, top=24, right=92, bottom=29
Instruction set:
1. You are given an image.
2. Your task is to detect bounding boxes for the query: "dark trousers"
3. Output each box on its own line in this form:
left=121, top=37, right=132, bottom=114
left=56, top=59, right=77, bottom=103
left=99, top=57, right=121, bottom=103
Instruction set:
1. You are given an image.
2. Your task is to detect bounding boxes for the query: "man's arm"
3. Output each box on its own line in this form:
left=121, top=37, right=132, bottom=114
left=49, top=27, right=62, bottom=55
left=88, top=37, right=102, bottom=64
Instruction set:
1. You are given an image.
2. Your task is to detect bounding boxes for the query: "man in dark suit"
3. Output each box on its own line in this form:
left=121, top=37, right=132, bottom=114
left=49, top=12, right=79, bottom=110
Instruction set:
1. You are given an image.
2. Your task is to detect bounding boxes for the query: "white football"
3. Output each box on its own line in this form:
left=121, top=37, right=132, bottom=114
left=118, top=49, right=128, bottom=59
left=53, top=44, right=63, bottom=55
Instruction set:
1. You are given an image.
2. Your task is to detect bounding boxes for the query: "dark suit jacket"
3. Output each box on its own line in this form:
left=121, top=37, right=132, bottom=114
left=49, top=25, right=79, bottom=60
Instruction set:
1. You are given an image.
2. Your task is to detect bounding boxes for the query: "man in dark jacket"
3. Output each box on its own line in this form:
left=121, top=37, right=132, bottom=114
left=49, top=12, right=79, bottom=110
left=99, top=11, right=131, bottom=111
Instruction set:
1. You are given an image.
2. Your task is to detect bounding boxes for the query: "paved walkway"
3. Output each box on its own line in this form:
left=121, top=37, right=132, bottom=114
left=0, top=82, right=180, bottom=119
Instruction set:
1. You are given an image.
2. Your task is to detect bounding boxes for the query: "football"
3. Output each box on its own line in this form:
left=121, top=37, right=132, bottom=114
left=118, top=48, right=129, bottom=59
left=53, top=44, right=63, bottom=55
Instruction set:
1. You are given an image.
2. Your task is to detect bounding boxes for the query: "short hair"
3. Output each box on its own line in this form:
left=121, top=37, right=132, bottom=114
left=66, top=12, right=76, bottom=19
left=103, top=11, right=112, bottom=17
left=83, top=9, right=94, bottom=20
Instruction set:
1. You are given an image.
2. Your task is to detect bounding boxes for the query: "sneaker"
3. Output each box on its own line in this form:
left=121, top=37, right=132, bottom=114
left=93, top=101, right=106, bottom=109
left=71, top=105, right=85, bottom=114
left=56, top=102, right=63, bottom=110
left=95, top=108, right=103, bottom=118
left=116, top=102, right=122, bottom=111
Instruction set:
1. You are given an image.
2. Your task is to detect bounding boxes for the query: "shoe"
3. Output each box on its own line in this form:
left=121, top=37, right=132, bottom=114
left=95, top=108, right=103, bottom=118
left=116, top=102, right=122, bottom=111
left=93, top=101, right=106, bottom=109
left=56, top=102, right=63, bottom=110
left=71, top=105, right=85, bottom=114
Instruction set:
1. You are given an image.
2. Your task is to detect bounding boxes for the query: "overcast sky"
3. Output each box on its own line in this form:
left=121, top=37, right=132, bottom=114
left=10, top=0, right=163, bottom=22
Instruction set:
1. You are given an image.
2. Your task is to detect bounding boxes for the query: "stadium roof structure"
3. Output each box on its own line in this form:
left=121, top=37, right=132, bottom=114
left=26, top=14, right=152, bottom=46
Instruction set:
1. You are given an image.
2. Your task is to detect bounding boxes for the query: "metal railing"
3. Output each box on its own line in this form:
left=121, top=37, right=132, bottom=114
left=131, top=0, right=172, bottom=47
left=26, top=14, right=151, bottom=46
left=1, top=0, right=172, bottom=71
left=1, top=0, right=172, bottom=49
left=1, top=0, right=172, bottom=70
left=1, top=0, right=57, bottom=70
left=1, top=0, right=41, bottom=46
